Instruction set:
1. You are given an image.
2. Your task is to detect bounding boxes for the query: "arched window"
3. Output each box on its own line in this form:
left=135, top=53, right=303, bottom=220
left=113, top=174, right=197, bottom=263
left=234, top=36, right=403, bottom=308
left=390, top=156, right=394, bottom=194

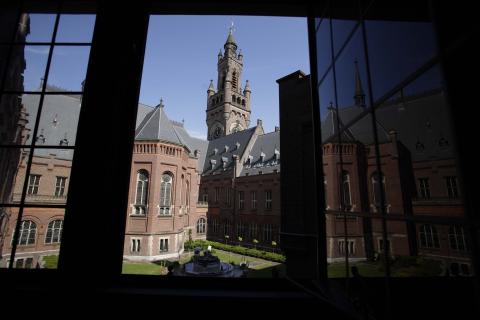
left=159, top=173, right=173, bottom=215
left=449, top=225, right=468, bottom=251
left=197, top=218, right=206, bottom=234
left=17, top=220, right=36, bottom=245
left=242, top=99, right=245, bottom=106
left=134, top=170, right=149, bottom=215
left=419, top=224, right=440, bottom=248
left=45, top=219, right=63, bottom=244
left=371, top=172, right=387, bottom=212
left=341, top=171, right=352, bottom=210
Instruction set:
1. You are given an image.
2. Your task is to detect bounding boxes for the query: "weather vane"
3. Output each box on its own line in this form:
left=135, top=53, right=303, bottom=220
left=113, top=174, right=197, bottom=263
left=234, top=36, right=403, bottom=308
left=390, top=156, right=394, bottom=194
left=229, top=21, right=235, bottom=34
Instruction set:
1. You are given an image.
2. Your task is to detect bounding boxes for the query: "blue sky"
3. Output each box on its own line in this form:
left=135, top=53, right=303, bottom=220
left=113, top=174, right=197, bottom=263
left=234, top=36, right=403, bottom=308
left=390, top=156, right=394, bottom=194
left=22, top=14, right=309, bottom=140
left=140, top=15, right=310, bottom=139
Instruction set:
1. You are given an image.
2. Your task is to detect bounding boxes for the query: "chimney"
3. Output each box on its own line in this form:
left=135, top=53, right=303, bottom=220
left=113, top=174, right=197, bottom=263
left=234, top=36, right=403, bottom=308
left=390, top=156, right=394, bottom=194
left=275, top=126, right=280, bottom=132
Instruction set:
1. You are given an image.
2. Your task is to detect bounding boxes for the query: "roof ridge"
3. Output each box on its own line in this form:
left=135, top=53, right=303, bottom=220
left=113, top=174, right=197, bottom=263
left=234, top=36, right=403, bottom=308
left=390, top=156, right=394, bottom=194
left=135, top=105, right=159, bottom=139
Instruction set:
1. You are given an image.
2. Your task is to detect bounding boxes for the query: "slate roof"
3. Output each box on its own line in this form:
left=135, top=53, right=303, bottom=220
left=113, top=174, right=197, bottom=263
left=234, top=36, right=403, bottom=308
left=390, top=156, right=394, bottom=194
left=22, top=94, right=209, bottom=167
left=135, top=104, right=182, bottom=144
left=23, top=93, right=81, bottom=160
left=171, top=122, right=208, bottom=171
left=321, top=89, right=455, bottom=161
left=240, top=131, right=280, bottom=176
left=202, top=127, right=256, bottom=174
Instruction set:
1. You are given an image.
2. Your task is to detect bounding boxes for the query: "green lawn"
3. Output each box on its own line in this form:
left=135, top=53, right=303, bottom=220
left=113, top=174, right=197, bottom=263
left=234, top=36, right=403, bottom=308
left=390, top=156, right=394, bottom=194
left=122, top=262, right=167, bottom=275
left=42, top=255, right=59, bottom=269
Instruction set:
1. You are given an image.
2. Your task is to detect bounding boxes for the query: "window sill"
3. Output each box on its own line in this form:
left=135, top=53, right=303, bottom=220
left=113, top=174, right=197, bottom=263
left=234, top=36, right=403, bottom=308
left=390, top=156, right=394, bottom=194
left=130, top=214, right=147, bottom=218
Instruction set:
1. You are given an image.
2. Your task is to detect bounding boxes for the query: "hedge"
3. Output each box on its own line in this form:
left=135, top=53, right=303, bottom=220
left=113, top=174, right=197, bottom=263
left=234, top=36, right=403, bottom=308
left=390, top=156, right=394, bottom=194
left=185, top=240, right=286, bottom=263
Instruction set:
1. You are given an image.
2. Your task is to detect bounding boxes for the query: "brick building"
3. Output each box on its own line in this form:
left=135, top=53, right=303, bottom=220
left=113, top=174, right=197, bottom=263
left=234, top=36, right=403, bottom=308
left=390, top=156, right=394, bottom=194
left=0, top=27, right=470, bottom=275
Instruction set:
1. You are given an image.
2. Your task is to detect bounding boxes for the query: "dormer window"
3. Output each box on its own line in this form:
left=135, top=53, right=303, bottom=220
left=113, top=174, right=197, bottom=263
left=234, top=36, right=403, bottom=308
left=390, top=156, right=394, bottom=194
left=222, top=156, right=228, bottom=169
left=274, top=148, right=280, bottom=161
left=235, top=142, right=240, bottom=150
left=35, top=129, right=46, bottom=144
left=260, top=151, right=266, bottom=162
left=210, top=159, right=217, bottom=170
left=60, top=138, right=69, bottom=146
left=224, top=145, right=229, bottom=153
left=213, top=148, right=218, bottom=155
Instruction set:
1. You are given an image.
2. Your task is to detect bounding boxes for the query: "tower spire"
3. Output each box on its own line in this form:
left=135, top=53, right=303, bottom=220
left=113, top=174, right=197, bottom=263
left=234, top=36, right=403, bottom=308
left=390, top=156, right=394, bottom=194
left=206, top=29, right=250, bottom=140
left=354, top=60, right=366, bottom=107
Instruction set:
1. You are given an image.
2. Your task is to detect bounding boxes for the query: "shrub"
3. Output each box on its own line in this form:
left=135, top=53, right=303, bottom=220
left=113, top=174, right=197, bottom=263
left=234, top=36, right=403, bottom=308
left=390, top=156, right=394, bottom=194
left=184, top=240, right=286, bottom=263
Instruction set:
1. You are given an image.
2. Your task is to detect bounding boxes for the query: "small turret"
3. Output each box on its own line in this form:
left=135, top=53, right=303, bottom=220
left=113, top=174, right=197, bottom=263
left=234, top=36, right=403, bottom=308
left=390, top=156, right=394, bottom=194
left=208, top=80, right=215, bottom=96
left=218, top=49, right=223, bottom=62
left=354, top=60, right=366, bottom=107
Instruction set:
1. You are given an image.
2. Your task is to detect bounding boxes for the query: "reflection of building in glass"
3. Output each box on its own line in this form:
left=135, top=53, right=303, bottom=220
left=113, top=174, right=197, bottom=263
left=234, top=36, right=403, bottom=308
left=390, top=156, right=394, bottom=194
left=279, top=68, right=469, bottom=273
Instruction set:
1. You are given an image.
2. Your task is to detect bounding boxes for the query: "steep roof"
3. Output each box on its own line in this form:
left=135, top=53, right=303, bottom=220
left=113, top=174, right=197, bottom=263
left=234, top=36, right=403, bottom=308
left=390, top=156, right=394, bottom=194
left=202, top=127, right=256, bottom=174
left=172, top=122, right=208, bottom=171
left=23, top=94, right=80, bottom=160
left=240, top=130, right=280, bottom=176
left=321, top=89, right=455, bottom=161
left=135, top=104, right=182, bottom=145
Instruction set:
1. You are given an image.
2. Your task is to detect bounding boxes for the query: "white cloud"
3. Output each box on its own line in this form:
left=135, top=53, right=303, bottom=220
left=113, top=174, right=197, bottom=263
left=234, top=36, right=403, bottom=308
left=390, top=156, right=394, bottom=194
left=189, top=130, right=207, bottom=140
left=25, top=47, right=50, bottom=55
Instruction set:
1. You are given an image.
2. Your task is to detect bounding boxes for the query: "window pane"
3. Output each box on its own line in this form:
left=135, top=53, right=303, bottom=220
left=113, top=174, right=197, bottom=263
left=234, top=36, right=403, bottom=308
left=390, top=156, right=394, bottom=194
left=22, top=14, right=56, bottom=43
left=0, top=147, right=29, bottom=204
left=25, top=148, right=72, bottom=202
left=4, top=45, right=50, bottom=92
left=46, top=46, right=91, bottom=92
left=365, top=18, right=437, bottom=101
left=22, top=94, right=81, bottom=146
left=315, top=17, right=332, bottom=82
left=55, top=14, right=96, bottom=43
left=1, top=207, right=64, bottom=269
left=0, top=94, right=41, bottom=146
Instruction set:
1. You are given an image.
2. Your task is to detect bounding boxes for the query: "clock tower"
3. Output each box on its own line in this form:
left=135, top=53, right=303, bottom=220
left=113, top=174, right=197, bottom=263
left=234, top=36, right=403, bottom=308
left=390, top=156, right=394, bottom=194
left=206, top=27, right=251, bottom=140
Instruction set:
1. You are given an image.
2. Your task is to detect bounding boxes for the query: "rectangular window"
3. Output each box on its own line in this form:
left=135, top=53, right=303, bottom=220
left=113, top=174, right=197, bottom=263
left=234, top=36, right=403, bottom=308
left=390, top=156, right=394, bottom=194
left=339, top=240, right=355, bottom=255
left=445, top=176, right=459, bottom=199
left=55, top=176, right=67, bottom=197
left=27, top=174, right=41, bottom=195
left=160, top=238, right=169, bottom=252
left=202, top=188, right=208, bottom=202
left=263, top=224, right=273, bottom=242
left=215, top=187, right=220, bottom=203
left=249, top=223, right=257, bottom=240
left=212, top=219, right=219, bottom=233
left=130, top=238, right=141, bottom=253
left=239, top=191, right=244, bottom=209
left=419, top=178, right=430, bottom=199
left=251, top=191, right=257, bottom=209
left=265, top=190, right=272, bottom=210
